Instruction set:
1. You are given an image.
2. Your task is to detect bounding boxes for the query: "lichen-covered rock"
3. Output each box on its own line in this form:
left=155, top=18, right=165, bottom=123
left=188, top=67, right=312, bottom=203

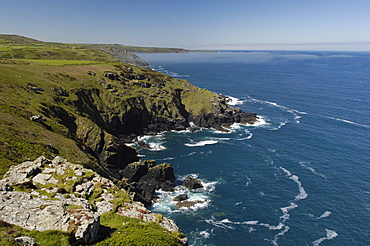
left=0, top=191, right=99, bottom=244
left=0, top=156, right=186, bottom=244
left=117, top=202, right=179, bottom=232
left=14, top=236, right=37, bottom=246
left=0, top=157, right=106, bottom=243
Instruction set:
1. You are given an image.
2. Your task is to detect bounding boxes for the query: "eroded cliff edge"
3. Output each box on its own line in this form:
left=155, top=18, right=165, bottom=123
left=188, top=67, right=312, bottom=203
left=0, top=59, right=256, bottom=206
left=0, top=34, right=258, bottom=245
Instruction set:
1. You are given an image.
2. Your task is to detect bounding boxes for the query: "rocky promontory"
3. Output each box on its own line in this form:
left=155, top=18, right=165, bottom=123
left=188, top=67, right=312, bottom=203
left=0, top=56, right=256, bottom=205
left=0, top=34, right=257, bottom=245
left=0, top=156, right=187, bottom=245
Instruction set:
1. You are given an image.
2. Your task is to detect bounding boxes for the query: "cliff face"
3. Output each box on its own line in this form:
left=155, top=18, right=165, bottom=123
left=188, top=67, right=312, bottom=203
left=0, top=59, right=256, bottom=205
left=0, top=34, right=258, bottom=245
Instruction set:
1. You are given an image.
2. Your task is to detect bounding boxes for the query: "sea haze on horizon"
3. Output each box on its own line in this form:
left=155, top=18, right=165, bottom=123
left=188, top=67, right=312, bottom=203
left=190, top=42, right=370, bottom=52
left=136, top=51, right=370, bottom=245
left=140, top=50, right=370, bottom=65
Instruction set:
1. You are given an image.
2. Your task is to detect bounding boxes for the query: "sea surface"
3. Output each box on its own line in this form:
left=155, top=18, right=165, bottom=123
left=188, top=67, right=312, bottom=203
left=137, top=51, right=370, bottom=246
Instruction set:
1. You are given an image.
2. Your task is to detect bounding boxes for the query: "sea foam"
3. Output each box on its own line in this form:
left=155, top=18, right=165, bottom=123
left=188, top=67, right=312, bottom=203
left=313, top=229, right=338, bottom=246
left=136, top=134, right=167, bottom=151
left=226, top=95, right=244, bottom=105
left=151, top=174, right=217, bottom=213
left=299, top=162, right=327, bottom=179
left=280, top=167, right=308, bottom=201
left=317, top=211, right=332, bottom=219
left=185, top=140, right=218, bottom=147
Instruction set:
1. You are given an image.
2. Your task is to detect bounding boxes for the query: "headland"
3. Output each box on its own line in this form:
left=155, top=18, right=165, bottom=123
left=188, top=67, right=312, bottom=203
left=0, top=34, right=257, bottom=245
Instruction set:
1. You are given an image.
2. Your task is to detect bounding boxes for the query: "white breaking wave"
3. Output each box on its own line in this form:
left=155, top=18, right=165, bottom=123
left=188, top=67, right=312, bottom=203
left=148, top=143, right=167, bottom=151
left=205, top=217, right=235, bottom=230
left=250, top=116, right=268, bottom=127
left=136, top=134, right=167, bottom=151
left=153, top=65, right=190, bottom=78
left=325, top=116, right=370, bottom=128
left=247, top=116, right=287, bottom=131
left=226, top=95, right=244, bottom=105
left=185, top=140, right=218, bottom=147
left=171, top=128, right=194, bottom=134
left=198, top=230, right=211, bottom=239
left=313, top=229, right=338, bottom=246
left=151, top=174, right=217, bottom=213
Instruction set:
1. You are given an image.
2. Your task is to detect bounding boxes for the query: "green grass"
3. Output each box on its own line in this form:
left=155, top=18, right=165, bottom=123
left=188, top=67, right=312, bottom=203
left=0, top=34, right=236, bottom=246
left=0, top=220, right=71, bottom=246
left=96, top=212, right=182, bottom=246
left=14, top=59, right=104, bottom=65
left=0, top=41, right=116, bottom=61
left=0, top=58, right=221, bottom=175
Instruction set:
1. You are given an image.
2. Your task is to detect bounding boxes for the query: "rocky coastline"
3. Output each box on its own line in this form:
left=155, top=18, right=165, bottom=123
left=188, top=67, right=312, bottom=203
left=0, top=35, right=258, bottom=245
left=0, top=156, right=187, bottom=245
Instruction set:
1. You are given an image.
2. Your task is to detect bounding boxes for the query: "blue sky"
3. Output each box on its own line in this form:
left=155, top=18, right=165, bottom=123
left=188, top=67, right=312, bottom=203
left=1, top=0, right=370, bottom=51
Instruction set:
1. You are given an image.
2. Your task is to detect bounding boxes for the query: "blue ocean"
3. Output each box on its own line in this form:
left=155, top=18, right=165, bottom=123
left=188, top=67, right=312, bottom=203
left=137, top=51, right=370, bottom=246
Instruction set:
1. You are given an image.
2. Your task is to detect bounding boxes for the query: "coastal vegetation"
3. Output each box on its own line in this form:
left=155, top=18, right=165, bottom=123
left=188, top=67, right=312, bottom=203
left=0, top=34, right=256, bottom=245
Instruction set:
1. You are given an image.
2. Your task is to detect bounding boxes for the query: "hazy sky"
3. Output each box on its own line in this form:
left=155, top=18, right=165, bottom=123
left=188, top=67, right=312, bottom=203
left=2, top=0, right=370, bottom=51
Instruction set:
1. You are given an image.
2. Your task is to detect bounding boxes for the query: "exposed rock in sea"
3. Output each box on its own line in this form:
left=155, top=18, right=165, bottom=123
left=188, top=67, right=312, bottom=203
left=128, top=162, right=176, bottom=206
left=183, top=176, right=203, bottom=189
left=173, top=194, right=188, bottom=202
left=189, top=108, right=257, bottom=131
left=175, top=200, right=207, bottom=208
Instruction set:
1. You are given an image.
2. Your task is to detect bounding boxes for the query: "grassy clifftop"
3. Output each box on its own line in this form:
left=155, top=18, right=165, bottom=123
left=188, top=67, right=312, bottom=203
left=0, top=35, right=221, bottom=177
left=0, top=34, right=256, bottom=245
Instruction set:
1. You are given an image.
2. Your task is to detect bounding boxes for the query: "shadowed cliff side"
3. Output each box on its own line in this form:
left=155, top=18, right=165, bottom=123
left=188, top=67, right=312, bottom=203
left=0, top=34, right=257, bottom=207
left=0, top=59, right=256, bottom=205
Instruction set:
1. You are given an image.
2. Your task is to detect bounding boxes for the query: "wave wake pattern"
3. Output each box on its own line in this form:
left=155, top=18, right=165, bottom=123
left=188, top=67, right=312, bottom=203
left=246, top=97, right=307, bottom=124
left=325, top=116, right=370, bottom=128
left=205, top=167, right=311, bottom=245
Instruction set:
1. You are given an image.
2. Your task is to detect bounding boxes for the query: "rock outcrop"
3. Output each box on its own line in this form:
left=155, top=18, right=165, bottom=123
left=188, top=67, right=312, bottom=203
left=0, top=157, right=186, bottom=245
left=173, top=194, right=188, bottom=202
left=1, top=47, right=257, bottom=209
left=118, top=160, right=176, bottom=206
left=182, top=176, right=203, bottom=189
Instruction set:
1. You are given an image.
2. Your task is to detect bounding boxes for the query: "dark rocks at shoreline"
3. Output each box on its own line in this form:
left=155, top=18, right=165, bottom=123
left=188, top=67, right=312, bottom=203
left=189, top=110, right=257, bottom=131
left=173, top=194, right=188, bottom=202
left=175, top=200, right=206, bottom=208
left=182, top=176, right=203, bottom=189
left=36, top=64, right=257, bottom=209
left=144, top=117, right=189, bottom=135
left=120, top=161, right=176, bottom=206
